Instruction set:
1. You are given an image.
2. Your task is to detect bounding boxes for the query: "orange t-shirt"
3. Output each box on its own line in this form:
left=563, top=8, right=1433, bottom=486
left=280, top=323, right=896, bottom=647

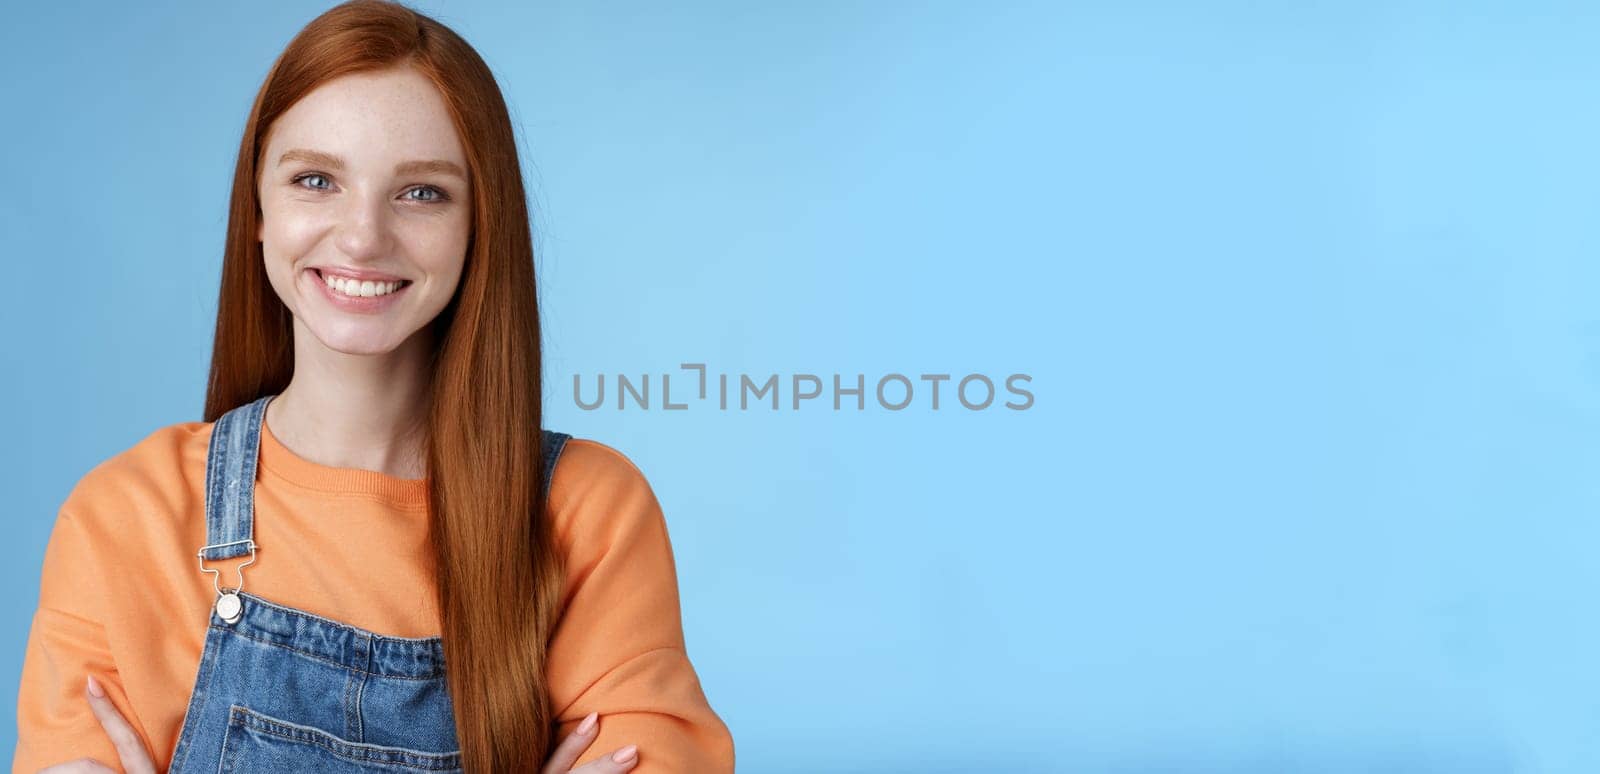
left=11, top=418, right=734, bottom=773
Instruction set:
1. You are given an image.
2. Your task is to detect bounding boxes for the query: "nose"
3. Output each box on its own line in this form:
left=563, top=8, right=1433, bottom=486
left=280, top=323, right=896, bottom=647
left=332, top=188, right=394, bottom=263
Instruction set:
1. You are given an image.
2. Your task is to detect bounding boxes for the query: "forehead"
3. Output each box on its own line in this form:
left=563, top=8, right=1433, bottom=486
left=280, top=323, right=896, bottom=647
left=263, top=66, right=467, bottom=171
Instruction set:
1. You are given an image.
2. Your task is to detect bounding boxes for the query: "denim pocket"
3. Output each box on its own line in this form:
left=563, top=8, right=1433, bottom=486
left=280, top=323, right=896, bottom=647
left=218, top=704, right=463, bottom=772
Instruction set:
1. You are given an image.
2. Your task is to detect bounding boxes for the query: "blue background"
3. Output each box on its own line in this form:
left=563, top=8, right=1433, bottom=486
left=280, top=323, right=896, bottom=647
left=2, top=1, right=1592, bottom=771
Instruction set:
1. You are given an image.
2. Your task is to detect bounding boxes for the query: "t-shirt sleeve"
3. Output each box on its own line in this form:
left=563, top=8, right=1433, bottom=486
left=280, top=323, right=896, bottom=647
left=546, top=440, right=735, bottom=773
left=12, top=491, right=149, bottom=773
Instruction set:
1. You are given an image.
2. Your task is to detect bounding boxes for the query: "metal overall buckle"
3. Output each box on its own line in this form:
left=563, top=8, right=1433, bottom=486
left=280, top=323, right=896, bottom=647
left=196, top=539, right=257, bottom=624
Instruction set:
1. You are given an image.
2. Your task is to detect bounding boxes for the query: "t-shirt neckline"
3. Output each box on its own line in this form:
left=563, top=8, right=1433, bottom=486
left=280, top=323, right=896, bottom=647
left=258, top=417, right=430, bottom=508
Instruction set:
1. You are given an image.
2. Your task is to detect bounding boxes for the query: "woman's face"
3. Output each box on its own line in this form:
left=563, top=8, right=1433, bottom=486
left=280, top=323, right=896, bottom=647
left=256, top=65, right=472, bottom=357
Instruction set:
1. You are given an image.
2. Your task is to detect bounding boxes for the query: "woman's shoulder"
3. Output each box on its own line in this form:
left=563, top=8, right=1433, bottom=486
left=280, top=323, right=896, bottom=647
left=551, top=436, right=652, bottom=487
left=546, top=436, right=665, bottom=544
left=60, top=419, right=214, bottom=525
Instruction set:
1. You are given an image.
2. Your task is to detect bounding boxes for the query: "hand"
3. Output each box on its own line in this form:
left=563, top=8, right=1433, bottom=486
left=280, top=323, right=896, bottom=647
left=542, top=711, right=640, bottom=773
left=35, top=674, right=156, bottom=774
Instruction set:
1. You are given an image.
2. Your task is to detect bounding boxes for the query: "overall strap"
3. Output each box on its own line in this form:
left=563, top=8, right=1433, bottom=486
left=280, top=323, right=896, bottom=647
left=200, top=394, right=274, bottom=562
left=538, top=429, right=572, bottom=506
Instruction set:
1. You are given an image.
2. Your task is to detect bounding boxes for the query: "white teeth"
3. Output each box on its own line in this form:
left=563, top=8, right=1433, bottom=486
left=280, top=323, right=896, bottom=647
left=321, top=271, right=404, bottom=298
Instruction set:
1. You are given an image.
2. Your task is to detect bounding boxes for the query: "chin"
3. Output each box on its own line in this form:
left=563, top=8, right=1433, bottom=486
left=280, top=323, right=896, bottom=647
left=308, top=325, right=405, bottom=357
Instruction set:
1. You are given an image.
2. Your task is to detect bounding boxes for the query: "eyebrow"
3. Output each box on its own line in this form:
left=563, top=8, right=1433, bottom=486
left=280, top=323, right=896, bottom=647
left=277, top=148, right=468, bottom=180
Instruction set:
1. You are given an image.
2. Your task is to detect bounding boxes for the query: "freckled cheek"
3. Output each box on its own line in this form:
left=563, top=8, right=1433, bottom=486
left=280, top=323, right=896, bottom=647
left=402, top=225, right=471, bottom=280
left=261, top=207, right=334, bottom=263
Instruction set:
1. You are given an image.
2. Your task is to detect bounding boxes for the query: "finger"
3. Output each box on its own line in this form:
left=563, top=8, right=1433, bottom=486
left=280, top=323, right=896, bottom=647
left=570, top=744, right=639, bottom=773
left=541, top=712, right=600, bottom=774
left=83, top=675, right=157, bottom=774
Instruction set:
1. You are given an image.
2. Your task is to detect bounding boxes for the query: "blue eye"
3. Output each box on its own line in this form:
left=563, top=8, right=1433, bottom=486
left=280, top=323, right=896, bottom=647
left=407, top=186, right=449, bottom=203
left=292, top=173, right=331, bottom=191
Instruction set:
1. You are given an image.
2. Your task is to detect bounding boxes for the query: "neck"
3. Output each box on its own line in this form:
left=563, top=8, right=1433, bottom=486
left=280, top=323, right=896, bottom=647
left=265, top=318, right=434, bottom=480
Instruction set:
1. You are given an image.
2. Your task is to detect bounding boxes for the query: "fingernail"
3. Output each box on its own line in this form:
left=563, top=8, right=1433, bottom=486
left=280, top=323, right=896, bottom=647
left=577, top=712, right=597, bottom=735
left=611, top=745, right=637, bottom=763
left=86, top=675, right=105, bottom=698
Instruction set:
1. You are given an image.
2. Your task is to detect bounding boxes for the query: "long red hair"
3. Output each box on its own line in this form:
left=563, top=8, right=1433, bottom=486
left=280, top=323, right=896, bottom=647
left=202, top=1, right=560, bottom=768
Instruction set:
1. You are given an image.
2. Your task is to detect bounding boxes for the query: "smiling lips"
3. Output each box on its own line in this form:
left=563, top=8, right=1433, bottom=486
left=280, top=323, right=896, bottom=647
left=310, top=267, right=411, bottom=310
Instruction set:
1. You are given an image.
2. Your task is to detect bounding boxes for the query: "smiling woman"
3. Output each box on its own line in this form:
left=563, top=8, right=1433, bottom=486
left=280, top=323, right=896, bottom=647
left=11, top=1, right=734, bottom=773
left=257, top=66, right=471, bottom=361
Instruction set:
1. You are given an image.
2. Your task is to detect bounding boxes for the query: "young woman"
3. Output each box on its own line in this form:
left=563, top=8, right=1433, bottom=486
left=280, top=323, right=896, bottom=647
left=12, top=2, right=734, bottom=772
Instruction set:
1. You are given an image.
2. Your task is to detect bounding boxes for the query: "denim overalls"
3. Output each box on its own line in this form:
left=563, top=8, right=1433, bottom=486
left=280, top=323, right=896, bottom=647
left=166, top=394, right=570, bottom=773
